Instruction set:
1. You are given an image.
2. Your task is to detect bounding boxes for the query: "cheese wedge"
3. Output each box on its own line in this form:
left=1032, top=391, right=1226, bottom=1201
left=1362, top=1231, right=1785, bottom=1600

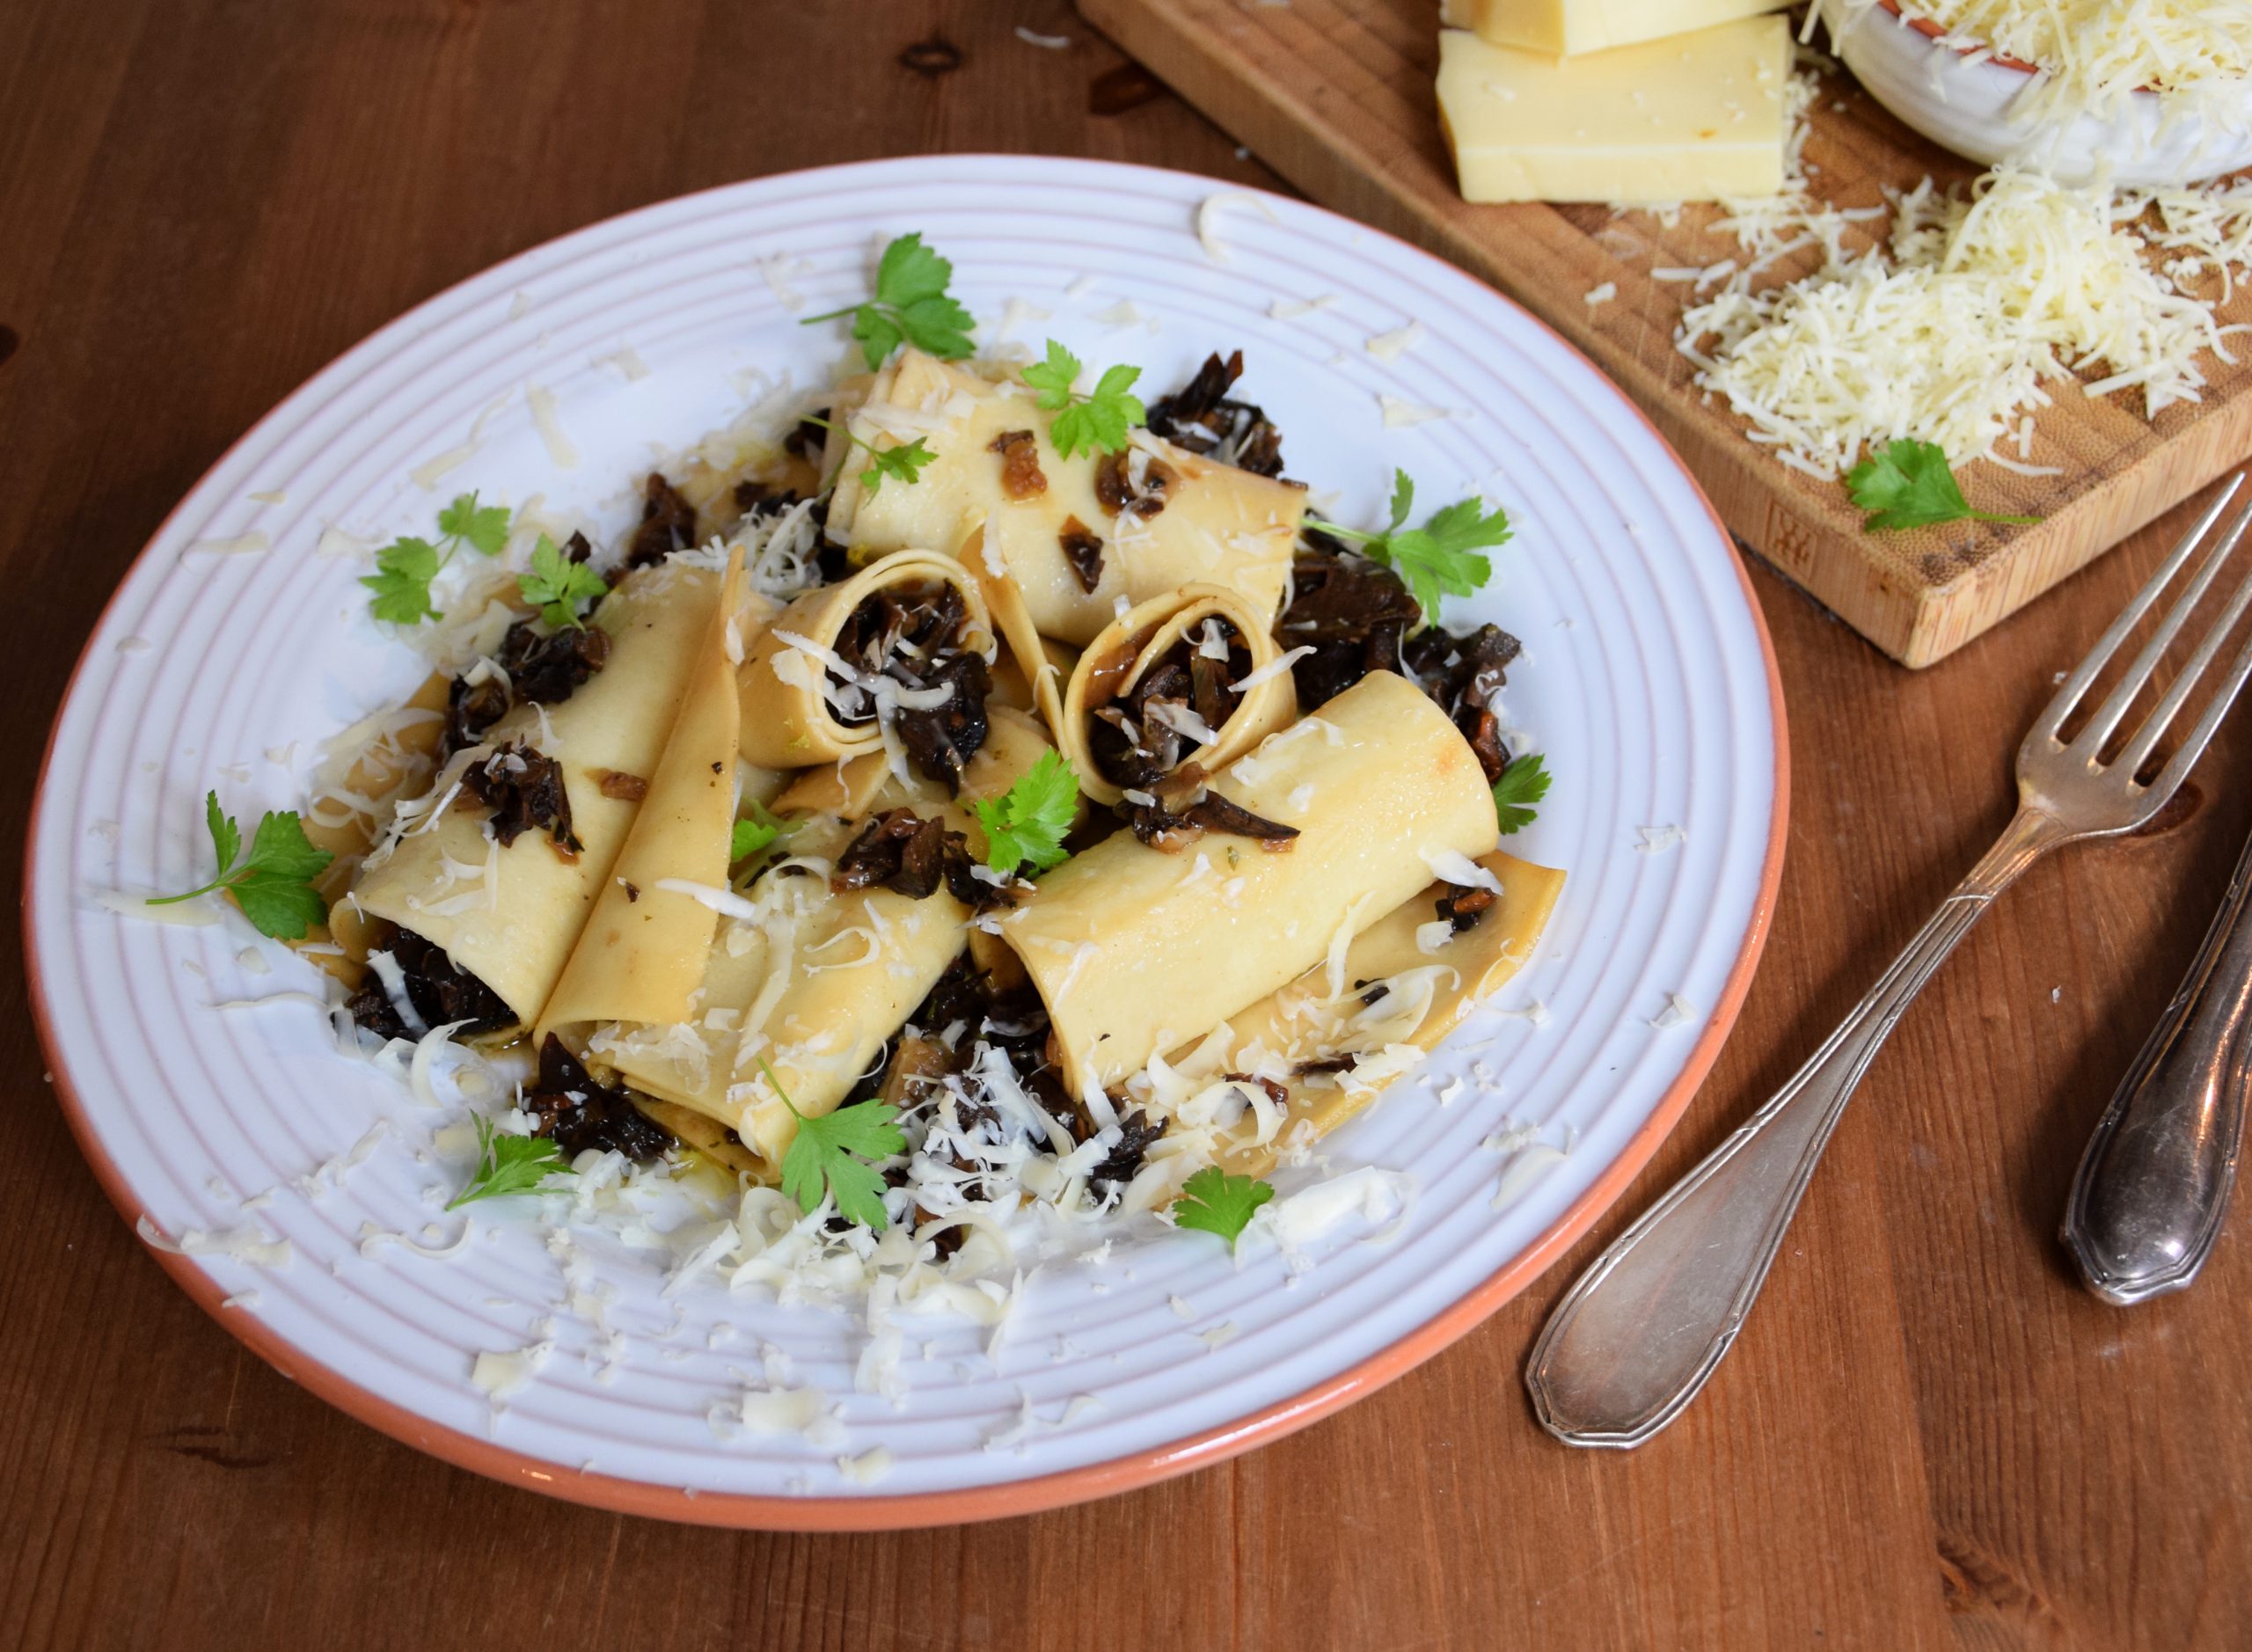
left=1440, top=0, right=1790, bottom=56
left=1437, top=18, right=1791, bottom=205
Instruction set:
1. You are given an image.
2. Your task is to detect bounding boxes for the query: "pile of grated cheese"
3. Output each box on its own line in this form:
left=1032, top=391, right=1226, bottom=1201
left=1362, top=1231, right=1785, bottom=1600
left=1676, top=164, right=2252, bottom=479
left=1813, top=0, right=2252, bottom=125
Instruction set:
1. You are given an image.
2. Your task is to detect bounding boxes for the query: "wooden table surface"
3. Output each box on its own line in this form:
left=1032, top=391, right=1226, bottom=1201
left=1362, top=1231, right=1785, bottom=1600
left=4, top=4, right=2248, bottom=1648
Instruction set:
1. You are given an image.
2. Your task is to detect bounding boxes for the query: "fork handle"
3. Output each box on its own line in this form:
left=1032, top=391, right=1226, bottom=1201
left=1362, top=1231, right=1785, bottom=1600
left=2062, top=822, right=2252, bottom=1305
left=1525, top=807, right=2065, bottom=1447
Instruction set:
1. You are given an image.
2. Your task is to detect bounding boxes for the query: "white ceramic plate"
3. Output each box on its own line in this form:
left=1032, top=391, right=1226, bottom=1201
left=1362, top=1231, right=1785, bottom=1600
left=26, top=157, right=1785, bottom=1529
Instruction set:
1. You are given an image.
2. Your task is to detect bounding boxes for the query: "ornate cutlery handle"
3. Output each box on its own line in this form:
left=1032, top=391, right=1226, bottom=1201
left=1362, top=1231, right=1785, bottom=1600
left=1526, top=808, right=2063, bottom=1447
left=2063, top=823, right=2252, bottom=1305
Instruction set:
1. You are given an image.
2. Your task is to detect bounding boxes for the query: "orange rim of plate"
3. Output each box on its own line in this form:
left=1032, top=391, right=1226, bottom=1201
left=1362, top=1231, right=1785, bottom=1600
left=26, top=163, right=1794, bottom=1531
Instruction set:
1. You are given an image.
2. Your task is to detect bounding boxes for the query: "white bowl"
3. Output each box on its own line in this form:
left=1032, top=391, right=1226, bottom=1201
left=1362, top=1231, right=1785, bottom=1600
left=1832, top=1, right=2252, bottom=186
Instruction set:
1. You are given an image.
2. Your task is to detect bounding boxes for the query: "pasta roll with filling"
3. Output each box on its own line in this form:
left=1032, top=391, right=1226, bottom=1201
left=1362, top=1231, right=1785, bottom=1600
left=1000, top=669, right=1501, bottom=1095
left=348, top=558, right=735, bottom=1030
left=1056, top=583, right=1298, bottom=807
left=735, top=548, right=996, bottom=777
left=593, top=706, right=1058, bottom=1171
left=826, top=350, right=1303, bottom=654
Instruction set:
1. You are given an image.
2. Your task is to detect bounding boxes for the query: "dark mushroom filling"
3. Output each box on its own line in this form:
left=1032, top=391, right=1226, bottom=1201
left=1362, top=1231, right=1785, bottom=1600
left=1093, top=448, right=1178, bottom=517
left=826, top=578, right=992, bottom=793
left=1434, top=881, right=1494, bottom=933
left=1145, top=349, right=1286, bottom=478
left=625, top=471, right=699, bottom=569
left=439, top=537, right=613, bottom=761
left=462, top=742, right=579, bottom=853
left=733, top=479, right=805, bottom=523
left=1278, top=539, right=1422, bottom=712
left=1058, top=515, right=1105, bottom=593
left=1120, top=762, right=1299, bottom=854
left=344, top=927, right=515, bottom=1041
left=1083, top=615, right=1254, bottom=795
left=1402, top=622, right=1522, bottom=786
left=525, top=1034, right=676, bottom=1162
left=829, top=808, right=1009, bottom=910
left=874, top=955, right=1167, bottom=1253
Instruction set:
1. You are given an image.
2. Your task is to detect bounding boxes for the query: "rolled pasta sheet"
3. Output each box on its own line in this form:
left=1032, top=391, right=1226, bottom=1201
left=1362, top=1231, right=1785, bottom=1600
left=1057, top=583, right=1298, bottom=806
left=735, top=548, right=995, bottom=770
left=1182, top=851, right=1564, bottom=1181
left=1000, top=669, right=1500, bottom=1095
left=350, top=559, right=728, bottom=1027
left=826, top=350, right=1303, bottom=650
left=537, top=550, right=752, bottom=1041
left=599, top=708, right=1059, bottom=1169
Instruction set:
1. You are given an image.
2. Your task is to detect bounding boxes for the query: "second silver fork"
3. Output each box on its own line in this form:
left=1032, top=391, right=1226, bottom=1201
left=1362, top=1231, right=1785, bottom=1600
left=1525, top=475, right=2252, bottom=1449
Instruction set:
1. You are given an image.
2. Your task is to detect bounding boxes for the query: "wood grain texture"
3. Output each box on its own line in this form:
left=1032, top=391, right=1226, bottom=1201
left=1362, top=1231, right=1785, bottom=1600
left=1071, top=0, right=2252, bottom=668
left=3, top=2, right=2249, bottom=1648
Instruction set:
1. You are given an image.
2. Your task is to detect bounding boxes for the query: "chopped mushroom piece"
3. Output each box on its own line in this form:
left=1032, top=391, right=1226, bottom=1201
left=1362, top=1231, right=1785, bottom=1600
left=1058, top=515, right=1104, bottom=593
left=525, top=1035, right=675, bottom=1161
left=1145, top=349, right=1286, bottom=477
left=462, top=742, right=579, bottom=852
left=988, top=428, right=1049, bottom=499
left=1093, top=449, right=1176, bottom=517
left=343, top=928, right=515, bottom=1040
left=625, top=471, right=698, bottom=569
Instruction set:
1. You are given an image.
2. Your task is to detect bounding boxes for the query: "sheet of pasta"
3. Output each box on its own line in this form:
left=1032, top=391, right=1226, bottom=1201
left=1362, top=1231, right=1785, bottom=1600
left=596, top=706, right=1059, bottom=1172
left=1000, top=669, right=1502, bottom=1095
left=824, top=350, right=1305, bottom=730
left=348, top=559, right=728, bottom=1027
left=1198, top=850, right=1566, bottom=1178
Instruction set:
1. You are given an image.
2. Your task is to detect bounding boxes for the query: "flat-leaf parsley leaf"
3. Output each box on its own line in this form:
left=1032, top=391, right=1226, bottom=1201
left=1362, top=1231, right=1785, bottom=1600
left=147, top=790, right=334, bottom=939
left=517, top=534, right=608, bottom=631
left=1846, top=439, right=2041, bottom=533
left=762, top=1057, right=906, bottom=1231
left=360, top=492, right=513, bottom=625
left=1021, top=340, right=1145, bottom=458
left=1173, top=1166, right=1274, bottom=1251
left=970, top=749, right=1079, bottom=874
left=447, top=1114, right=573, bottom=1210
left=807, top=416, right=935, bottom=498
left=801, top=232, right=976, bottom=370
left=1307, top=470, right=1510, bottom=625
left=730, top=801, right=793, bottom=866
left=1492, top=752, right=1550, bottom=836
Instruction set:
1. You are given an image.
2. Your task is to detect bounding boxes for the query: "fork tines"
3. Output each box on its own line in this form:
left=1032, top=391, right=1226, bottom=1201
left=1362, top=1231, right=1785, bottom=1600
left=2034, top=474, right=2252, bottom=796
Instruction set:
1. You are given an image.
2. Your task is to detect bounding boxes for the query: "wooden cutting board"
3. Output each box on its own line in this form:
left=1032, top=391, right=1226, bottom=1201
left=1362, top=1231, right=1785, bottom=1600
left=1074, top=0, right=2252, bottom=667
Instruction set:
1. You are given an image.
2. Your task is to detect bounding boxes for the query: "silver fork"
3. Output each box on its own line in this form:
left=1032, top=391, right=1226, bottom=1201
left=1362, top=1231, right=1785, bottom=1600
left=1525, top=475, right=2252, bottom=1449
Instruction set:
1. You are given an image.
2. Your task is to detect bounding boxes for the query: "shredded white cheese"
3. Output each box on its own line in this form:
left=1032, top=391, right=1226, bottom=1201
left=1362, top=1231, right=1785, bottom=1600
left=524, top=383, right=579, bottom=469
left=1195, top=192, right=1277, bottom=265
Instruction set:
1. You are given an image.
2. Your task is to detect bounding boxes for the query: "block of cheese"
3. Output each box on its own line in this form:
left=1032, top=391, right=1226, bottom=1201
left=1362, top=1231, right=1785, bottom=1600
left=1439, top=0, right=1791, bottom=56
left=1437, top=18, right=1791, bottom=206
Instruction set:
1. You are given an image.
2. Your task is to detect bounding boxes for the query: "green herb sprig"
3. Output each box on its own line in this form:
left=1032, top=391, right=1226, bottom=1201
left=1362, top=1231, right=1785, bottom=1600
left=446, top=1114, right=573, bottom=1210
left=806, top=416, right=936, bottom=498
left=801, top=232, right=976, bottom=370
left=361, top=492, right=513, bottom=626
left=1173, top=1166, right=1275, bottom=1251
left=1492, top=753, right=1551, bottom=837
left=730, top=800, right=793, bottom=866
left=1020, top=340, right=1146, bottom=459
left=969, top=749, right=1080, bottom=875
left=516, top=534, right=608, bottom=631
left=1845, top=439, right=2042, bottom=532
left=1307, top=470, right=1510, bottom=625
left=146, top=791, right=333, bottom=940
left=762, top=1057, right=906, bottom=1232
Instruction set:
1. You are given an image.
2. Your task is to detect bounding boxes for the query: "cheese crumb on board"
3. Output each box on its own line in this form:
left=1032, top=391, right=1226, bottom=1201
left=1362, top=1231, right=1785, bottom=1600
left=1444, top=0, right=1789, bottom=55
left=1678, top=164, right=2242, bottom=475
left=1437, top=18, right=1792, bottom=206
